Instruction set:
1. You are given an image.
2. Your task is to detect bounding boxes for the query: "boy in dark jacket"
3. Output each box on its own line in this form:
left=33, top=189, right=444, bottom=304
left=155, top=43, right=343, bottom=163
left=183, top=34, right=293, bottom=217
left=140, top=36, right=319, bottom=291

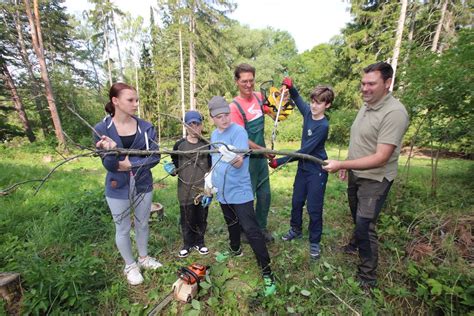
left=269, top=78, right=334, bottom=260
left=164, top=111, right=212, bottom=258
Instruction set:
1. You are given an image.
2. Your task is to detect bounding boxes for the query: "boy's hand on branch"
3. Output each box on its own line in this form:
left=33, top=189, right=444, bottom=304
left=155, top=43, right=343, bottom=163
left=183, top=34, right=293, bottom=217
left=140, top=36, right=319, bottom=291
left=268, top=158, right=279, bottom=169
left=218, top=145, right=237, bottom=163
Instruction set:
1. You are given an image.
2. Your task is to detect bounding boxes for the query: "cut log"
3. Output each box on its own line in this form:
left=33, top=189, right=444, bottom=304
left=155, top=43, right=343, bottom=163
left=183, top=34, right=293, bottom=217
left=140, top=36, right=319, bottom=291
left=0, top=272, right=22, bottom=315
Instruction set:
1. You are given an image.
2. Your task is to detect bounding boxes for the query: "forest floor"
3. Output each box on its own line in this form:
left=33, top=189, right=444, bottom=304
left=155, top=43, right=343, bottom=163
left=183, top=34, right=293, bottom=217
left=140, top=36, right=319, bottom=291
left=0, top=143, right=473, bottom=315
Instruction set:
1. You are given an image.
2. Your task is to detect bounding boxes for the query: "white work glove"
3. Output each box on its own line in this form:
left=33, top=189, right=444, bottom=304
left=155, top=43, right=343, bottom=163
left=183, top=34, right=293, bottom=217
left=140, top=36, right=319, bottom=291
left=204, top=171, right=218, bottom=196
left=218, top=145, right=237, bottom=163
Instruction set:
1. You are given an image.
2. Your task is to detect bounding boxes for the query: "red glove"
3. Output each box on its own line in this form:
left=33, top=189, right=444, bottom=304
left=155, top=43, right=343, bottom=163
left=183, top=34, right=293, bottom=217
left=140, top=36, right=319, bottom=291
left=268, top=159, right=278, bottom=169
left=282, top=77, right=293, bottom=89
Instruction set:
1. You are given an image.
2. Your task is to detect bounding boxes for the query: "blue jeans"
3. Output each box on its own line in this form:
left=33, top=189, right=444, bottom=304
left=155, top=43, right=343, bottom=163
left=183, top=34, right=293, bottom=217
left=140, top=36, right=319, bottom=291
left=290, top=168, right=328, bottom=244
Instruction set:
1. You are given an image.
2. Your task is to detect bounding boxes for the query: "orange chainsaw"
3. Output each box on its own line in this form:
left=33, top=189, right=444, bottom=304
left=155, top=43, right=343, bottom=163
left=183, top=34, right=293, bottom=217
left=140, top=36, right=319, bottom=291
left=260, top=80, right=295, bottom=149
left=148, top=263, right=208, bottom=315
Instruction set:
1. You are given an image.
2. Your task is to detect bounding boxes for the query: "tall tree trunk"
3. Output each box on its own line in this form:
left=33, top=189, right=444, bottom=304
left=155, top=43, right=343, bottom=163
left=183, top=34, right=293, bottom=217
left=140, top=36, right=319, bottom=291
left=156, top=76, right=161, bottom=144
left=179, top=27, right=186, bottom=137
left=390, top=0, right=408, bottom=92
left=86, top=41, right=102, bottom=93
left=24, top=0, right=66, bottom=148
left=102, top=10, right=113, bottom=86
left=1, top=62, right=36, bottom=142
left=14, top=0, right=49, bottom=137
left=431, top=0, right=448, bottom=53
left=189, top=12, right=196, bottom=110
left=135, top=62, right=140, bottom=117
left=110, top=7, right=124, bottom=80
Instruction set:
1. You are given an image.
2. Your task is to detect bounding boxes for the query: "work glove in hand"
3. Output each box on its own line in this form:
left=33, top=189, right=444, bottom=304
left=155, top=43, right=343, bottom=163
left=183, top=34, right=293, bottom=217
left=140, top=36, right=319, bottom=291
left=282, top=77, right=293, bottom=89
left=268, top=159, right=279, bottom=169
left=218, top=145, right=237, bottom=163
left=201, top=195, right=212, bottom=208
left=163, top=162, right=176, bottom=175
left=204, top=171, right=218, bottom=196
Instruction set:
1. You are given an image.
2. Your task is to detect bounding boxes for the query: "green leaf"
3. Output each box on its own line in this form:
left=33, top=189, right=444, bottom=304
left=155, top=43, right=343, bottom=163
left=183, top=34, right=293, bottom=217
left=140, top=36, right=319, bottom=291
left=287, top=306, right=295, bottom=313
left=207, top=296, right=218, bottom=307
left=426, top=279, right=443, bottom=296
left=407, top=263, right=418, bottom=277
left=300, top=289, right=311, bottom=297
left=289, top=285, right=296, bottom=293
left=191, top=299, right=201, bottom=310
left=200, top=281, right=211, bottom=290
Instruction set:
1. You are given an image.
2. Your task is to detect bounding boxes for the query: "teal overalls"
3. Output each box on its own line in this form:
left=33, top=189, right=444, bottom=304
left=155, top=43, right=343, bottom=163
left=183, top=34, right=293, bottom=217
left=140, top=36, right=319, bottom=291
left=231, top=94, right=271, bottom=229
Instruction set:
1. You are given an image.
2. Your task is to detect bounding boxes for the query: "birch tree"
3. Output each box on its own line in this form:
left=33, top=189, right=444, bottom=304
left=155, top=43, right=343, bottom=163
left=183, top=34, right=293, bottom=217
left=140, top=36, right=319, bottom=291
left=390, top=0, right=408, bottom=91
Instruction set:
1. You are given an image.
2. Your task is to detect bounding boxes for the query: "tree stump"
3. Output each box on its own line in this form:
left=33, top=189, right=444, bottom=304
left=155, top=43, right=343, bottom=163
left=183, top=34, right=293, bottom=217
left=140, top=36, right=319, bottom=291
left=151, top=202, right=164, bottom=222
left=0, top=272, right=22, bottom=315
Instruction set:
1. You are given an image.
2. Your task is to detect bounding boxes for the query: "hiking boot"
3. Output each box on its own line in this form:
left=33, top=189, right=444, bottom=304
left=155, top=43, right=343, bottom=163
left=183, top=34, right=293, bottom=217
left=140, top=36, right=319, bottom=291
left=194, top=245, right=209, bottom=255
left=138, top=256, right=163, bottom=270
left=310, top=243, right=321, bottom=260
left=178, top=247, right=191, bottom=258
left=358, top=278, right=376, bottom=294
left=263, top=275, right=276, bottom=296
left=281, top=228, right=302, bottom=241
left=124, top=262, right=144, bottom=285
left=215, top=246, right=243, bottom=262
left=340, top=244, right=358, bottom=255
left=262, top=229, right=275, bottom=242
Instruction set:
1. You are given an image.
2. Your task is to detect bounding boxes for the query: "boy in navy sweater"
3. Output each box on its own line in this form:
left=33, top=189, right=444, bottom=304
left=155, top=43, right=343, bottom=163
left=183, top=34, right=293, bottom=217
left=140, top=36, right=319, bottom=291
left=269, top=78, right=334, bottom=260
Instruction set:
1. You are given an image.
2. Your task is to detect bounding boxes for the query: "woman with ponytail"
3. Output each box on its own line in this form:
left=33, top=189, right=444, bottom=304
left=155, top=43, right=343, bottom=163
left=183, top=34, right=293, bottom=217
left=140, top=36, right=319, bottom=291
left=94, top=83, right=162, bottom=285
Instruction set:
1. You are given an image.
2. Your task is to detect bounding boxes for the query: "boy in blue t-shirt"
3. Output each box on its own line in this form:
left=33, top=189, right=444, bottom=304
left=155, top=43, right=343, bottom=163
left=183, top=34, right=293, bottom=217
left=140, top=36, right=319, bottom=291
left=269, top=78, right=334, bottom=260
left=207, top=96, right=276, bottom=296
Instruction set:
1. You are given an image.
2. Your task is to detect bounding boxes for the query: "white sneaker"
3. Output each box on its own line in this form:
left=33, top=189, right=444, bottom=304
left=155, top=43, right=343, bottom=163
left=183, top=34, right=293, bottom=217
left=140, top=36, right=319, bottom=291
left=138, top=256, right=163, bottom=270
left=124, top=262, right=144, bottom=285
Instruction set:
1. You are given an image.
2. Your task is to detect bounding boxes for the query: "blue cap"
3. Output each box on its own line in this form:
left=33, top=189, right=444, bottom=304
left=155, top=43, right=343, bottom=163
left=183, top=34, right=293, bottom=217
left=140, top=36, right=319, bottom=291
left=184, top=110, right=202, bottom=124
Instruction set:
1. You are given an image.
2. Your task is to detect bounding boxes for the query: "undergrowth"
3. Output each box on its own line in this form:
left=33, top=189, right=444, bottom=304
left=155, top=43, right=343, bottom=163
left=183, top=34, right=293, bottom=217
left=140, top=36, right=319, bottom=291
left=0, top=145, right=472, bottom=315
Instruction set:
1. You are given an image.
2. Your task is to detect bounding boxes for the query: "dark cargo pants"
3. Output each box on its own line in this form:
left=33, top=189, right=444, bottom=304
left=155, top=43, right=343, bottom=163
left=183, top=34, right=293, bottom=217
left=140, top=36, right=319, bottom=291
left=347, top=171, right=393, bottom=283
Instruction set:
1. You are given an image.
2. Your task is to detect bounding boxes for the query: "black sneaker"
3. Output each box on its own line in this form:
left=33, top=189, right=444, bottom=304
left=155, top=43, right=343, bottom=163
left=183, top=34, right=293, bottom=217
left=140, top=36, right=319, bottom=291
left=178, top=247, right=191, bottom=258
left=358, top=279, right=376, bottom=294
left=194, top=245, right=209, bottom=255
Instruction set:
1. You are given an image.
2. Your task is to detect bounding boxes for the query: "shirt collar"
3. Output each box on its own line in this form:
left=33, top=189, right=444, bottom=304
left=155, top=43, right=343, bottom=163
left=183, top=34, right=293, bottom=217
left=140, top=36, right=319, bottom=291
left=366, top=93, right=392, bottom=111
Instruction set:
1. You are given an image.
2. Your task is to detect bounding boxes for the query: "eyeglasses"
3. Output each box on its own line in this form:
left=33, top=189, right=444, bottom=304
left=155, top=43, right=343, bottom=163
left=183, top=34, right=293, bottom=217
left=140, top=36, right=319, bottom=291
left=187, top=121, right=202, bottom=126
left=238, top=79, right=255, bottom=85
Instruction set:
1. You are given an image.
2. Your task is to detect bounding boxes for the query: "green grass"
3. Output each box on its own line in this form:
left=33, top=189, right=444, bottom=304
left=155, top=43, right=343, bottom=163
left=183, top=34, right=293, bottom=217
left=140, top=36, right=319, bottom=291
left=0, top=144, right=473, bottom=315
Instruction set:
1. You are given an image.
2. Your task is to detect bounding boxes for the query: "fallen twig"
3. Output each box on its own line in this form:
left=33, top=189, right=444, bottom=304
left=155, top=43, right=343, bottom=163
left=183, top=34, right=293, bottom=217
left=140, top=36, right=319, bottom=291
left=312, top=278, right=361, bottom=316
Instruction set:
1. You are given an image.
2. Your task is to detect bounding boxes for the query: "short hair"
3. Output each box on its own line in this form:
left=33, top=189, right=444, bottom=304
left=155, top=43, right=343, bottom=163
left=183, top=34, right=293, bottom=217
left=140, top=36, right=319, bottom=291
left=105, top=82, right=136, bottom=116
left=310, top=85, right=335, bottom=104
left=363, top=62, right=393, bottom=82
left=234, top=63, right=255, bottom=80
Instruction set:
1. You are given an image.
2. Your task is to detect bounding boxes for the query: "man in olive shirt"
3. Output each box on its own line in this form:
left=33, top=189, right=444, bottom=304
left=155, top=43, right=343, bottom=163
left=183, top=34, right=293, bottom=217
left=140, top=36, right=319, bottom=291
left=323, top=62, right=409, bottom=289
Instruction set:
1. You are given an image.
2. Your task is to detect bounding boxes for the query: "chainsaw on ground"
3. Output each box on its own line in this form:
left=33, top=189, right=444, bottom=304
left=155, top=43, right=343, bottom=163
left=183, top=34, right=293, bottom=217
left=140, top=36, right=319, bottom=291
left=148, top=263, right=208, bottom=315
